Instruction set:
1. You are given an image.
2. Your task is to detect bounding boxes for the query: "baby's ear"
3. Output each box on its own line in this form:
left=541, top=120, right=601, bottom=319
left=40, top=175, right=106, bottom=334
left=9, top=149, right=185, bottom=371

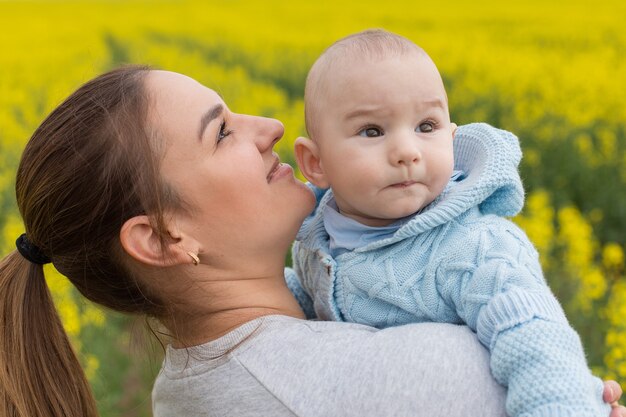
left=294, top=137, right=330, bottom=188
left=451, top=122, right=458, bottom=138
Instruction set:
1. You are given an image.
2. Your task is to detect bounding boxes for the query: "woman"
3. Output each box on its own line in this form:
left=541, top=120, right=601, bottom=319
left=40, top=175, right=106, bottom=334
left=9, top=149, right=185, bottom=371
left=0, top=66, right=623, bottom=417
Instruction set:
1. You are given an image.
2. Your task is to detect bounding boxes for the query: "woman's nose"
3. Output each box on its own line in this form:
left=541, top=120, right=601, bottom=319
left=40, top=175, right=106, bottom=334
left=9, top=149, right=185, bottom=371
left=253, top=116, right=285, bottom=152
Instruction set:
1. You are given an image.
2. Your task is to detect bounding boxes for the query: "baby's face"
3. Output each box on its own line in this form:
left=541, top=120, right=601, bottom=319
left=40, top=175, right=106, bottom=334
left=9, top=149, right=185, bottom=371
left=312, top=53, right=455, bottom=226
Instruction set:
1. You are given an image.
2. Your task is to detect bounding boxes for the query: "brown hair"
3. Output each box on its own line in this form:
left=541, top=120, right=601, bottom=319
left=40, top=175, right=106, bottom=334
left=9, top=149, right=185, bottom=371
left=0, top=66, right=178, bottom=417
left=304, top=29, right=426, bottom=140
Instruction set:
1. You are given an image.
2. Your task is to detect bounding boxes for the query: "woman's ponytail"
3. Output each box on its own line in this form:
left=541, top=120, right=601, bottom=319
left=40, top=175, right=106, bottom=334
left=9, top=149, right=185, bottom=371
left=0, top=250, right=98, bottom=417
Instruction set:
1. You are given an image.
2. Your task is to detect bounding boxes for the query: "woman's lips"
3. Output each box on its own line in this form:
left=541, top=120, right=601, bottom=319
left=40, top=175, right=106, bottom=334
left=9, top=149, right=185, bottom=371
left=268, top=163, right=293, bottom=182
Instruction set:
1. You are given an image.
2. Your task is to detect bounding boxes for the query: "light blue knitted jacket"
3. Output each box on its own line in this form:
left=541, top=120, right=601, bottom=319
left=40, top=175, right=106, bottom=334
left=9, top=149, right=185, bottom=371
left=288, top=123, right=609, bottom=417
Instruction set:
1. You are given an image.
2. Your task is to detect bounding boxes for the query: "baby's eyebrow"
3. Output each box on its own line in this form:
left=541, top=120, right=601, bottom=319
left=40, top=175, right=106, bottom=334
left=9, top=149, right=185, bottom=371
left=343, top=98, right=448, bottom=122
left=343, top=107, right=384, bottom=121
left=423, top=97, right=448, bottom=109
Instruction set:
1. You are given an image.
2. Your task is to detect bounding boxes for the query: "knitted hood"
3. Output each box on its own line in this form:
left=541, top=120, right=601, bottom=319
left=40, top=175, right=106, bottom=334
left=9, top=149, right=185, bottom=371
left=297, top=123, right=524, bottom=251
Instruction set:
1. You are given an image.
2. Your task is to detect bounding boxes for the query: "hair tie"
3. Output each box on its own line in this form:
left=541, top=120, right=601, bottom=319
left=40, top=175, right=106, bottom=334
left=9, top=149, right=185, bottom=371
left=15, top=234, right=51, bottom=265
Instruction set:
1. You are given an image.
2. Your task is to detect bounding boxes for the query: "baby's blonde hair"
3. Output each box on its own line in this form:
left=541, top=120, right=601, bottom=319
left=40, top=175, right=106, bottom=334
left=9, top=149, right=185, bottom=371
left=304, top=29, right=426, bottom=140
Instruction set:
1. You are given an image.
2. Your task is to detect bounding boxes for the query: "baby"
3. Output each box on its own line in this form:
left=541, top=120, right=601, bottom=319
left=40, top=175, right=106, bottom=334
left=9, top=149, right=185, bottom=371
left=288, top=29, right=609, bottom=417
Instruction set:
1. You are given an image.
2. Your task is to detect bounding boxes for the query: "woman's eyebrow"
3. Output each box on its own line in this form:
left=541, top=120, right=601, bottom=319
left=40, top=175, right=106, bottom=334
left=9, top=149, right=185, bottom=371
left=198, top=104, right=224, bottom=141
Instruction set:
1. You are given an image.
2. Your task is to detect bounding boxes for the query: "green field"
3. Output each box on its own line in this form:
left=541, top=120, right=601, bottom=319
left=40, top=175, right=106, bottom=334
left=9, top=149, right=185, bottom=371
left=1, top=1, right=625, bottom=415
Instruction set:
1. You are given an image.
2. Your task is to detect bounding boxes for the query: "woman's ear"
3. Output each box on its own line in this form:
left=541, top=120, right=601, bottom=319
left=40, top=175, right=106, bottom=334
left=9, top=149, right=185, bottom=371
left=294, top=137, right=330, bottom=188
left=120, top=215, right=194, bottom=267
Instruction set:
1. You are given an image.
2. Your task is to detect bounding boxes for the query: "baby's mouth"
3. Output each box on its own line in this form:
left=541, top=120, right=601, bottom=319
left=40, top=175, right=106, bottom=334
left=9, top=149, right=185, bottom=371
left=389, top=180, right=419, bottom=188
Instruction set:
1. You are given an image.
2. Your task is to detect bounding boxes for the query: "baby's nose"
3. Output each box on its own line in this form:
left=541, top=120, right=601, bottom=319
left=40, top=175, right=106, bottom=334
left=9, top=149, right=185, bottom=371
left=390, top=136, right=422, bottom=166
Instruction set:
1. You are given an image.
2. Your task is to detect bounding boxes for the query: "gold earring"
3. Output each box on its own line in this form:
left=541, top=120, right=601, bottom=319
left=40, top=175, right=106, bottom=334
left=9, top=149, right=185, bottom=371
left=187, top=252, right=200, bottom=266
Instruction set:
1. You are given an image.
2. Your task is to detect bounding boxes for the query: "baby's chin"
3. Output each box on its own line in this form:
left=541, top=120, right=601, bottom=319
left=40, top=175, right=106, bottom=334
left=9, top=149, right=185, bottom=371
left=386, top=208, right=422, bottom=222
left=340, top=197, right=435, bottom=227
left=360, top=207, right=425, bottom=227
left=383, top=198, right=438, bottom=221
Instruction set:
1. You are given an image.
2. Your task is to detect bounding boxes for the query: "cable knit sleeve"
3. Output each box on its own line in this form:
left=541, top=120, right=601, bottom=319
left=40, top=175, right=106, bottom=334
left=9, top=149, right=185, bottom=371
left=439, top=222, right=609, bottom=417
left=490, top=319, right=608, bottom=416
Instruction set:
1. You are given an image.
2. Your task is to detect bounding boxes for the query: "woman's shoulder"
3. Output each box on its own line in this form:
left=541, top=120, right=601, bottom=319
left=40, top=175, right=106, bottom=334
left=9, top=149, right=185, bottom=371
left=213, top=315, right=494, bottom=362
left=155, top=316, right=506, bottom=417
left=159, top=315, right=496, bottom=373
left=249, top=316, right=508, bottom=416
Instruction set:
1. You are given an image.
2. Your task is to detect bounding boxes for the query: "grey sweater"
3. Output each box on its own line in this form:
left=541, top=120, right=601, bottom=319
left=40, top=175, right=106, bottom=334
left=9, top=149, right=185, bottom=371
left=152, top=315, right=506, bottom=416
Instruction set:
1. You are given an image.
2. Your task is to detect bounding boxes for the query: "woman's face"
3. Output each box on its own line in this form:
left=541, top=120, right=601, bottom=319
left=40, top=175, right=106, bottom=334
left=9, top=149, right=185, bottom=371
left=147, top=71, right=315, bottom=267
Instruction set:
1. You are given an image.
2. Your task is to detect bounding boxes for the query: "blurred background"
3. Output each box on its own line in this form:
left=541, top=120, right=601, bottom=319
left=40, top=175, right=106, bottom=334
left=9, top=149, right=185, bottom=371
left=1, top=0, right=624, bottom=415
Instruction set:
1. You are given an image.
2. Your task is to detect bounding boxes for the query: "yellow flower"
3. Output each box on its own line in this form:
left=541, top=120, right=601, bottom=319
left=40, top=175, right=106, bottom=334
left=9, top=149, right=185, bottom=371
left=579, top=267, right=607, bottom=301
left=84, top=354, right=100, bottom=381
left=82, top=305, right=106, bottom=327
left=514, top=190, right=554, bottom=268
left=603, top=243, right=625, bottom=270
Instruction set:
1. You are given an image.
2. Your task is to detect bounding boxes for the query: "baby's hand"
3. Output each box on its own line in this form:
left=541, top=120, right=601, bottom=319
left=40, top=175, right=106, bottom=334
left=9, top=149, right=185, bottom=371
left=604, top=380, right=626, bottom=417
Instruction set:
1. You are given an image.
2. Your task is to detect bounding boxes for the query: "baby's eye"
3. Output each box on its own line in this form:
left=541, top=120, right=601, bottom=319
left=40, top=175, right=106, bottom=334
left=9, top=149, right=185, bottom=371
left=416, top=122, right=435, bottom=133
left=358, top=127, right=384, bottom=137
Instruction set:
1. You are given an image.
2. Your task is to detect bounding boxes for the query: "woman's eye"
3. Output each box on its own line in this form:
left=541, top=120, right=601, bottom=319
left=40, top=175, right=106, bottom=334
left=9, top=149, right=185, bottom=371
left=217, top=120, right=232, bottom=142
left=417, top=122, right=435, bottom=133
left=358, top=127, right=384, bottom=137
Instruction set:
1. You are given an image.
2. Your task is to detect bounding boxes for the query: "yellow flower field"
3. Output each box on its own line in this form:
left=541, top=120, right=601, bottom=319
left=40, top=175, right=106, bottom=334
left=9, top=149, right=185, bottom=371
left=1, top=1, right=624, bottom=415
